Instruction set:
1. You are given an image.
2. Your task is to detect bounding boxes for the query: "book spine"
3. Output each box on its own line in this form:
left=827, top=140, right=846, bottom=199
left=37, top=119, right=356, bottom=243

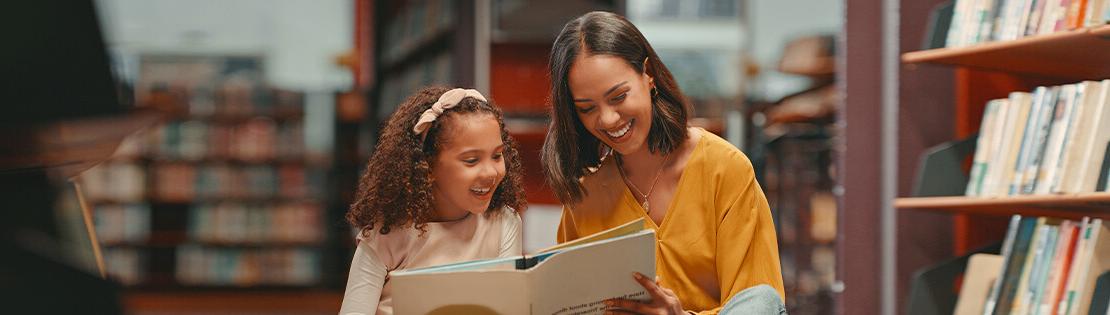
left=984, top=215, right=1025, bottom=315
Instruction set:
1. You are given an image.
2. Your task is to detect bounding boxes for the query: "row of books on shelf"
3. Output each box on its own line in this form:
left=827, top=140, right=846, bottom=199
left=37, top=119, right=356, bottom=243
left=144, top=81, right=306, bottom=119
left=94, top=202, right=324, bottom=246
left=957, top=215, right=1109, bottom=315
left=377, top=52, right=453, bottom=118
left=114, top=119, right=307, bottom=163
left=154, top=163, right=324, bottom=202
left=380, top=0, right=456, bottom=66
left=947, top=0, right=1110, bottom=47
left=965, top=79, right=1110, bottom=197
left=80, top=162, right=323, bottom=203
left=105, top=249, right=144, bottom=286
left=188, top=202, right=324, bottom=244
left=175, top=247, right=321, bottom=286
left=95, top=204, right=151, bottom=245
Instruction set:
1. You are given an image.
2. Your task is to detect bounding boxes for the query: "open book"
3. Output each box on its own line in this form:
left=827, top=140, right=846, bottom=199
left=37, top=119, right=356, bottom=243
left=391, top=218, right=656, bottom=315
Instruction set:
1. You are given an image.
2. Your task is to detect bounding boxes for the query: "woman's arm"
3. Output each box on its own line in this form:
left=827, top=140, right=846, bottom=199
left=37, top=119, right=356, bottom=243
left=339, top=240, right=388, bottom=315
left=703, top=174, right=785, bottom=315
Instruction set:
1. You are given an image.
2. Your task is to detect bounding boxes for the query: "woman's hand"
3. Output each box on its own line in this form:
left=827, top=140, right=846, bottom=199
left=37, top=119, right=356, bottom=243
left=604, top=272, right=684, bottom=315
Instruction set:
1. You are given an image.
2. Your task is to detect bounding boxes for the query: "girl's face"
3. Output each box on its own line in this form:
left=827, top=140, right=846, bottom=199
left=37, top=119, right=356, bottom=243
left=430, top=113, right=507, bottom=219
left=568, top=53, right=654, bottom=156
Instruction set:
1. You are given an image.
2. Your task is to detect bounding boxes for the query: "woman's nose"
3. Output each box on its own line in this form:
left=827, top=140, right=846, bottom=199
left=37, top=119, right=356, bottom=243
left=598, top=105, right=621, bottom=128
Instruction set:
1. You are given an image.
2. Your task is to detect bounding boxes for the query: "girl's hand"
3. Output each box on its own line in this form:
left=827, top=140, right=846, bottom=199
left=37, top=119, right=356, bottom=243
left=604, top=272, right=684, bottom=315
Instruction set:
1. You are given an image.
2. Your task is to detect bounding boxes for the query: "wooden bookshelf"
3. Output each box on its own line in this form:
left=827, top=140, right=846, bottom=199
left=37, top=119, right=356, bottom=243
left=902, top=25, right=1110, bottom=80
left=123, top=291, right=342, bottom=314
left=895, top=193, right=1110, bottom=219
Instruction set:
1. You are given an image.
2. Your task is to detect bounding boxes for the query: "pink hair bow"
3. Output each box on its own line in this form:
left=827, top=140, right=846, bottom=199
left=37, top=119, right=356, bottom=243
left=412, top=88, right=487, bottom=140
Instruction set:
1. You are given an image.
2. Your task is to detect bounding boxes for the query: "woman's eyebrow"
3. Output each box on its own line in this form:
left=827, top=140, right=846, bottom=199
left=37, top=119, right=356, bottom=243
left=573, top=81, right=628, bottom=102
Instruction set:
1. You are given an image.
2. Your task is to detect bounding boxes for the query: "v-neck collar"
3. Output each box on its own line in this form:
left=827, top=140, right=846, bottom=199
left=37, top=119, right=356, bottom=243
left=618, top=128, right=706, bottom=232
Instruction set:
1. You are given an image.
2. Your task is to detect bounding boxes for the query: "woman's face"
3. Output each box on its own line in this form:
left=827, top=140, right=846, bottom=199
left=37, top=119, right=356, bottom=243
left=567, top=53, right=654, bottom=156
left=430, top=112, right=507, bottom=219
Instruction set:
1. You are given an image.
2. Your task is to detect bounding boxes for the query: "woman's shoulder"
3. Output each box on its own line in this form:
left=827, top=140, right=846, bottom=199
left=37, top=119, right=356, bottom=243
left=695, top=128, right=754, bottom=172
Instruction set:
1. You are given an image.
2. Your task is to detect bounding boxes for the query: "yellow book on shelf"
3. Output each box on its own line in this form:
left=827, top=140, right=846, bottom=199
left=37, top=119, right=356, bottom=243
left=955, top=254, right=1004, bottom=315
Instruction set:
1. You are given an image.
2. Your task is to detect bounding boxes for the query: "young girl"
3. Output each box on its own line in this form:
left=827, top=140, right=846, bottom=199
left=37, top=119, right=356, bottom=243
left=340, top=87, right=526, bottom=315
left=542, top=11, right=785, bottom=314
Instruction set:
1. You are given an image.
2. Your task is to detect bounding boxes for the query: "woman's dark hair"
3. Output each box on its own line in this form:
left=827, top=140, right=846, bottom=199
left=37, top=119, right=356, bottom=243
left=541, top=11, right=691, bottom=204
left=347, top=86, right=526, bottom=236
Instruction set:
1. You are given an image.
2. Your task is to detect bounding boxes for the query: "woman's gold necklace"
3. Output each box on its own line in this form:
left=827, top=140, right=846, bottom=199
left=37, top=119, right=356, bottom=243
left=616, top=152, right=673, bottom=214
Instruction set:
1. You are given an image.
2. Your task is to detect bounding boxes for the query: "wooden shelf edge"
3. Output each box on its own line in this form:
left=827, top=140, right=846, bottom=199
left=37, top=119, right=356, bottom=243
left=900, top=25, right=1110, bottom=79
left=901, top=27, right=1092, bottom=63
left=895, top=192, right=1110, bottom=218
left=123, top=290, right=342, bottom=313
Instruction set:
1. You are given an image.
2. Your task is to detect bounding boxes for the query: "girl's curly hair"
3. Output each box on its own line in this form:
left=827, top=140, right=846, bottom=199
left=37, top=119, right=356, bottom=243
left=347, top=86, right=526, bottom=237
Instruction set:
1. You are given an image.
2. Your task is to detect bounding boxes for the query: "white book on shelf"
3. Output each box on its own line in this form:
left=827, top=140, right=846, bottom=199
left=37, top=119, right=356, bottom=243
left=1038, top=220, right=1078, bottom=315
left=989, top=92, right=1035, bottom=197
left=1051, top=81, right=1103, bottom=194
left=1035, top=84, right=1081, bottom=195
left=1011, top=86, right=1055, bottom=195
left=1061, top=219, right=1109, bottom=315
left=1085, top=0, right=1109, bottom=26
left=982, top=99, right=1015, bottom=196
left=1067, top=80, right=1110, bottom=193
left=1014, top=222, right=1055, bottom=315
left=968, top=99, right=1006, bottom=196
left=1056, top=218, right=1090, bottom=315
left=1015, top=0, right=1039, bottom=39
left=950, top=0, right=971, bottom=46
left=1027, top=0, right=1051, bottom=36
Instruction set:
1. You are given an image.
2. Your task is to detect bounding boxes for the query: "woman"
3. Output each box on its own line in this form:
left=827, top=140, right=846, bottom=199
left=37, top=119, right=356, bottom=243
left=542, top=11, right=785, bottom=314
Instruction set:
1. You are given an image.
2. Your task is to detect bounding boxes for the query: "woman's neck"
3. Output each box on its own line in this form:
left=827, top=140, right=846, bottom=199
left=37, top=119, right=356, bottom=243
left=618, top=146, right=670, bottom=176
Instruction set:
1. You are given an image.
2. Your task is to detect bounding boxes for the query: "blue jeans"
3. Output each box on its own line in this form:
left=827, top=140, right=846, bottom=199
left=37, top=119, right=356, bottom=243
left=719, top=285, right=787, bottom=315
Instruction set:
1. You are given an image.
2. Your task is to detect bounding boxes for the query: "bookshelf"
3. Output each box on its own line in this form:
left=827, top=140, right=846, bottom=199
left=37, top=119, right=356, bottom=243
left=79, top=55, right=331, bottom=292
left=902, top=25, right=1110, bottom=80
left=895, top=193, right=1110, bottom=218
left=899, top=23, right=1110, bottom=254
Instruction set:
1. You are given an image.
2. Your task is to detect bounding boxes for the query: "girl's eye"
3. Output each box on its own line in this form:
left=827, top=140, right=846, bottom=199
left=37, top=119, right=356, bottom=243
left=610, top=93, right=627, bottom=103
left=492, top=152, right=503, bottom=160
left=463, top=158, right=479, bottom=165
left=577, top=105, right=595, bottom=114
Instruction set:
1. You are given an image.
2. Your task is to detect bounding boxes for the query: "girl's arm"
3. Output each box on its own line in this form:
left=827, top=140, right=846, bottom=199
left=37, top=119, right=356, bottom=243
left=339, top=240, right=388, bottom=315
left=498, top=208, right=523, bottom=257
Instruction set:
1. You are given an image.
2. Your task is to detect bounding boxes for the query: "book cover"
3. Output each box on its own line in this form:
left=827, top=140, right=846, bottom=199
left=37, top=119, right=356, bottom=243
left=1034, top=84, right=1081, bottom=195
left=1071, top=80, right=1110, bottom=193
left=1024, top=224, right=1061, bottom=314
left=968, top=99, right=1006, bottom=196
left=1064, top=219, right=1109, bottom=315
left=994, top=216, right=1039, bottom=315
left=987, top=92, right=1033, bottom=197
left=1051, top=81, right=1102, bottom=194
left=1010, top=87, right=1054, bottom=195
left=1019, top=86, right=1063, bottom=195
left=1041, top=220, right=1080, bottom=315
left=1013, top=221, right=1057, bottom=314
left=984, top=215, right=1024, bottom=315
left=955, top=254, right=1005, bottom=315
left=391, top=219, right=656, bottom=315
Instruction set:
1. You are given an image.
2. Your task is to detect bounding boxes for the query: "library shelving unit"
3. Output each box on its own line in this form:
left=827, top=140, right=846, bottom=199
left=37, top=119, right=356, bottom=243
left=898, top=24, right=1110, bottom=254
left=76, top=55, right=341, bottom=312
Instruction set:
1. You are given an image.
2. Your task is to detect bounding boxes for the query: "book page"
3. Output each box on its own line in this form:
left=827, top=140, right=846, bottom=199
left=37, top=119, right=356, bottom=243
left=391, top=270, right=530, bottom=314
left=531, top=230, right=656, bottom=315
left=538, top=218, right=647, bottom=253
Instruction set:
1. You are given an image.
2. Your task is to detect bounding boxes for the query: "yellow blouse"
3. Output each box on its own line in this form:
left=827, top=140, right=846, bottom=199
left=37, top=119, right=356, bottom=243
left=557, top=129, right=785, bottom=314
